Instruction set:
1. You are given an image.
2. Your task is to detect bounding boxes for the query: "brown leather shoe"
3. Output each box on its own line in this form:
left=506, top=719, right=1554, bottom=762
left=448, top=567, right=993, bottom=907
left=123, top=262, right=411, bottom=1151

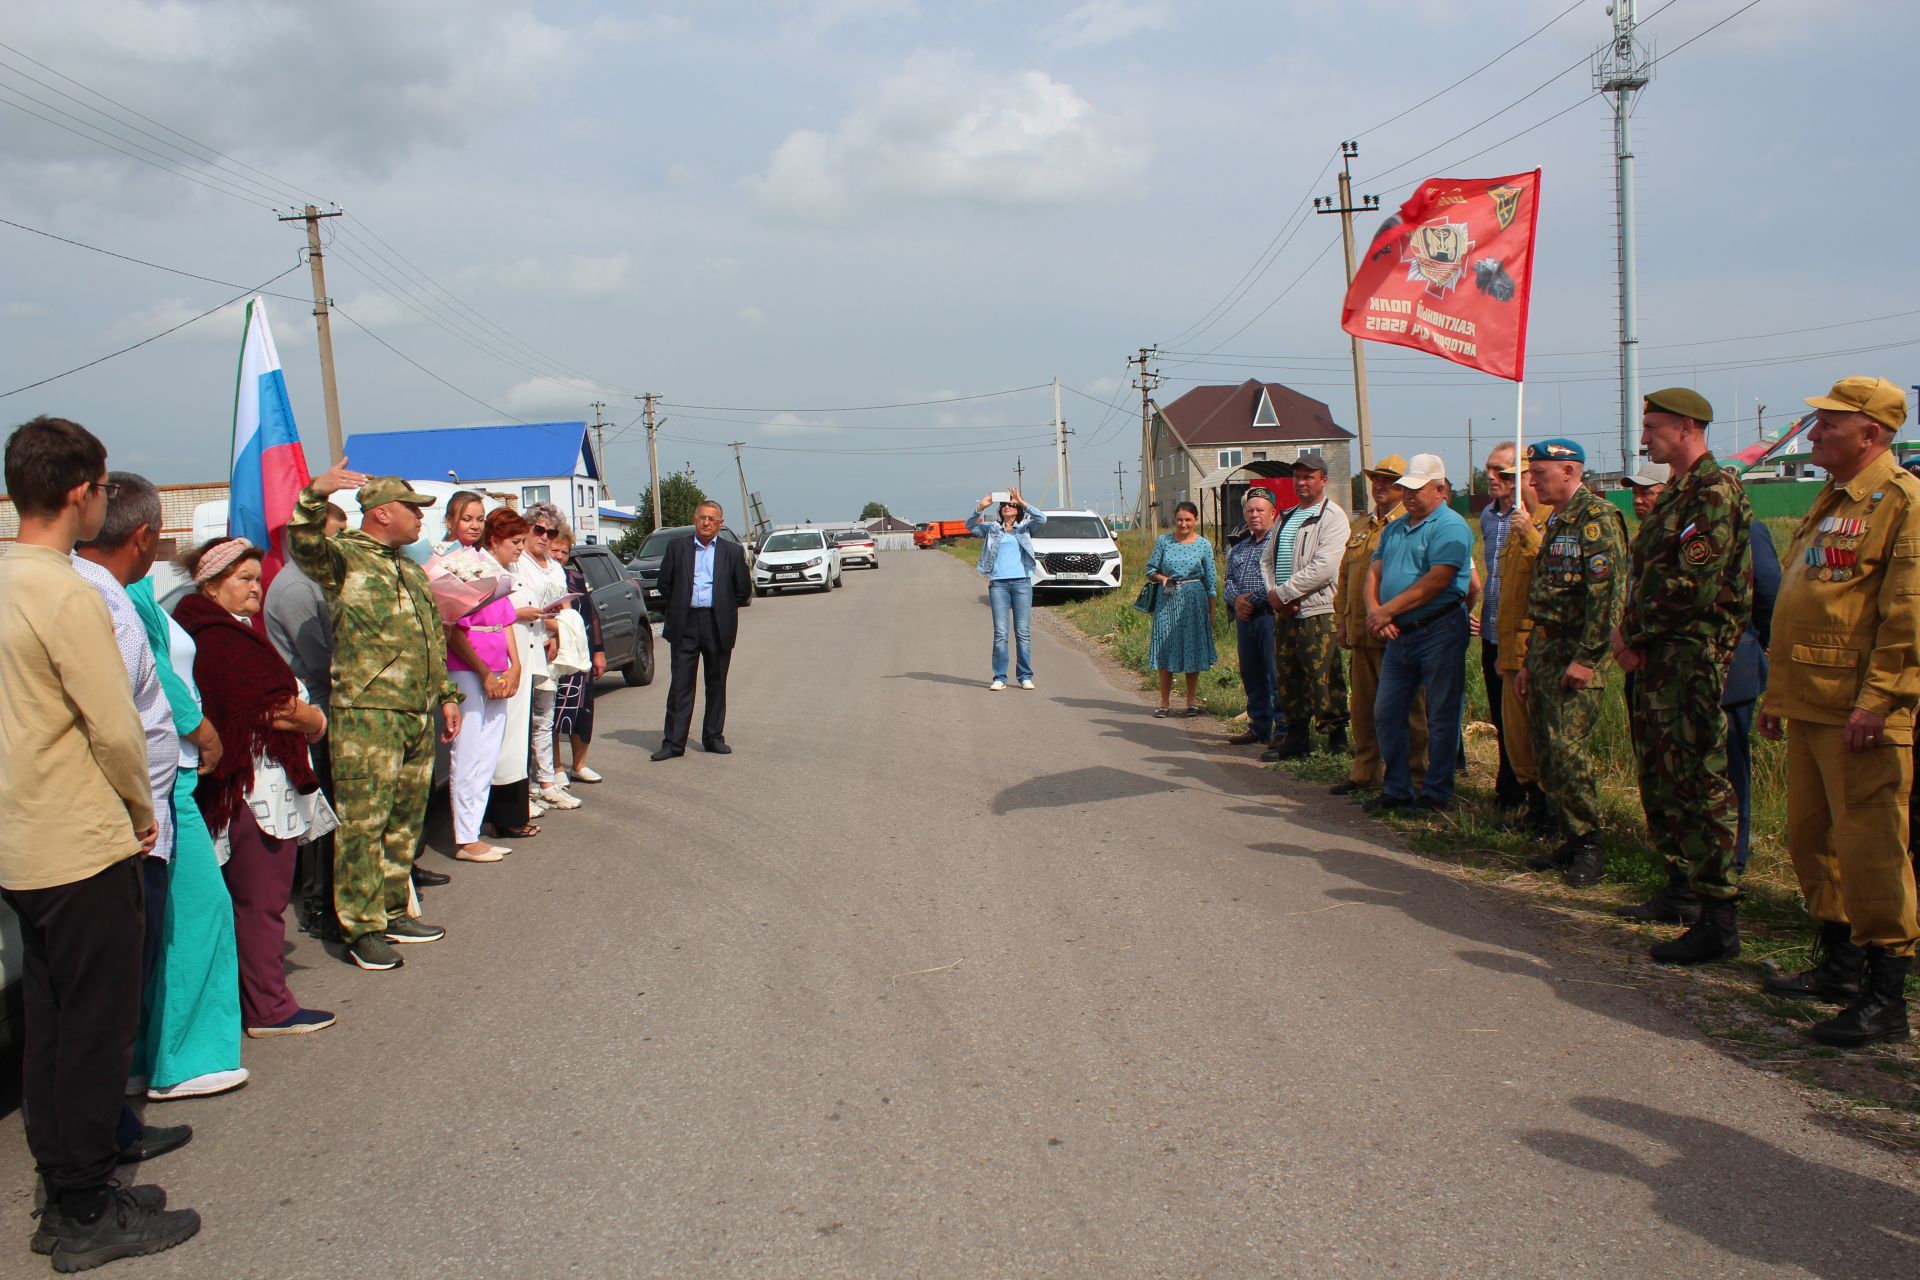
left=1227, top=731, right=1266, bottom=746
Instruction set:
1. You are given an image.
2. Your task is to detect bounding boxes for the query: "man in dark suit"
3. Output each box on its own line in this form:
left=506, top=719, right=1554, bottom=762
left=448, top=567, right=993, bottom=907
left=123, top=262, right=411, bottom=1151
left=653, top=500, right=751, bottom=760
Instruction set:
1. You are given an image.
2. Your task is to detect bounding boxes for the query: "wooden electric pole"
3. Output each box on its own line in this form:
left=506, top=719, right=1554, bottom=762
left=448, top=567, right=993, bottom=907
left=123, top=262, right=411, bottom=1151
left=642, top=392, right=662, bottom=529
left=1013, top=455, right=1025, bottom=493
left=277, top=204, right=345, bottom=463
left=1130, top=346, right=1161, bottom=539
left=1314, top=143, right=1380, bottom=479
left=590, top=400, right=608, bottom=499
left=1114, top=459, right=1126, bottom=526
left=730, top=442, right=751, bottom=534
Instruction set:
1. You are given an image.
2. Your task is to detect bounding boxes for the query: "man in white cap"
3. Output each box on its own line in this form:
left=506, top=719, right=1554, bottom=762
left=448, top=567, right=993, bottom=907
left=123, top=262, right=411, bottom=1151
left=1361, top=453, right=1475, bottom=812
left=1623, top=459, right=1670, bottom=521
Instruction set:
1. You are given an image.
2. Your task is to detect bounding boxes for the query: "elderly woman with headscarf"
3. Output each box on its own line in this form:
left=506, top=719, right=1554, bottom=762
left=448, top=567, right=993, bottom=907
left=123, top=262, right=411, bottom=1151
left=513, top=502, right=580, bottom=811
left=173, top=537, right=337, bottom=1039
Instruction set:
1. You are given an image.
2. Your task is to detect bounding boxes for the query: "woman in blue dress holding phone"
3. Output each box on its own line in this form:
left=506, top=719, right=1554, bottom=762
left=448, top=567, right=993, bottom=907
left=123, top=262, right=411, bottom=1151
left=1144, top=501, right=1218, bottom=716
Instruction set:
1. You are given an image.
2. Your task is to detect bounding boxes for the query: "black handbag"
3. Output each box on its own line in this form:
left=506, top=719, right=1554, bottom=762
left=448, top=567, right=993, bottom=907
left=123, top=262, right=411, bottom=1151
left=1132, top=579, right=1159, bottom=614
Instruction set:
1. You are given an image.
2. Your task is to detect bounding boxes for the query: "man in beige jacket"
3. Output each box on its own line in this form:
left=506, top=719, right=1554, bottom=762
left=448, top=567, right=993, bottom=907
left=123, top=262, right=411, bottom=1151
left=0, top=416, right=200, bottom=1268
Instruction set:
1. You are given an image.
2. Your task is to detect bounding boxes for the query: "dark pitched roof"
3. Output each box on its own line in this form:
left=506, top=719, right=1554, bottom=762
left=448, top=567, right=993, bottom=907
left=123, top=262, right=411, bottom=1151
left=1160, top=380, right=1350, bottom=447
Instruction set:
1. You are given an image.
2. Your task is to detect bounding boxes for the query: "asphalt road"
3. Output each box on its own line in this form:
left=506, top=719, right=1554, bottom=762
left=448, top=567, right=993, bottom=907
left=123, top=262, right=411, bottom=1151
left=4, top=550, right=1917, bottom=1278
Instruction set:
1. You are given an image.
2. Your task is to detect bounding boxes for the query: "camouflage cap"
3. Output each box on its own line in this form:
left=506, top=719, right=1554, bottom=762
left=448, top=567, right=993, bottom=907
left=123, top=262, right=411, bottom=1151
left=1644, top=386, right=1714, bottom=424
left=1362, top=453, right=1409, bottom=480
left=1804, top=376, right=1909, bottom=432
left=358, top=476, right=437, bottom=508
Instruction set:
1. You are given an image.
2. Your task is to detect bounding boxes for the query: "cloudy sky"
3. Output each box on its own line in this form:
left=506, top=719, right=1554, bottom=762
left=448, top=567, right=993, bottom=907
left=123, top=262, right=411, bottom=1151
left=2, top=0, right=1911, bottom=525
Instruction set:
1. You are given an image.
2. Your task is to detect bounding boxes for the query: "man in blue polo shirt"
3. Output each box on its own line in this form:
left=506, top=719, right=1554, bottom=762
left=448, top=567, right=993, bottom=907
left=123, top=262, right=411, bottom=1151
left=1363, top=453, right=1474, bottom=811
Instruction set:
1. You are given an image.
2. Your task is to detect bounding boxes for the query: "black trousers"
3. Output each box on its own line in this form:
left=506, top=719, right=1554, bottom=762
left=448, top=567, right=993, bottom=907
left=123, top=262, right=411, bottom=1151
left=2, top=858, right=145, bottom=1201
left=662, top=608, right=733, bottom=751
left=1481, top=636, right=1521, bottom=803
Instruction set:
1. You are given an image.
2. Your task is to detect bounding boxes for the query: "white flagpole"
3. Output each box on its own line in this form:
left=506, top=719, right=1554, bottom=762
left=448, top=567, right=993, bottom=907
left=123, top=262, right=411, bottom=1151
left=1512, top=379, right=1526, bottom=514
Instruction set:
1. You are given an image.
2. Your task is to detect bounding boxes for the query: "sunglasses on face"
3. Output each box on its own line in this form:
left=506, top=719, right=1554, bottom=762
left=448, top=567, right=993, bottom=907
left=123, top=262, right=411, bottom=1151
left=530, top=524, right=555, bottom=537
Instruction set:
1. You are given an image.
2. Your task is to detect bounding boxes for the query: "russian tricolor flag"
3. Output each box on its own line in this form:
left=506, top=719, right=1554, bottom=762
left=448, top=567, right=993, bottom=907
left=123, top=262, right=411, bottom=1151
left=228, top=297, right=311, bottom=588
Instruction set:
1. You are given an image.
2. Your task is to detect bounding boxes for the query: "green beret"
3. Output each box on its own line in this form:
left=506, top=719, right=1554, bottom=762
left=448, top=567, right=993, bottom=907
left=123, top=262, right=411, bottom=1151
left=1644, top=386, right=1713, bottom=425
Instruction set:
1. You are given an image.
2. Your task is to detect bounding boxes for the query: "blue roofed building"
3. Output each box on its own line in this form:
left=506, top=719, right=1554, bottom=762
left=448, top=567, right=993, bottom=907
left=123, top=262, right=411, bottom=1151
left=342, top=422, right=609, bottom=543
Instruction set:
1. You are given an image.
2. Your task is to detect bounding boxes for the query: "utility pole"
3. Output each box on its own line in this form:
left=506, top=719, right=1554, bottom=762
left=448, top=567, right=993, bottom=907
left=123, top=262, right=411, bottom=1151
left=1114, top=460, right=1126, bottom=528
left=1052, top=376, right=1074, bottom=508
left=1754, top=401, right=1766, bottom=448
left=1597, top=0, right=1653, bottom=473
left=1314, top=142, right=1380, bottom=481
left=276, top=204, right=345, bottom=463
left=641, top=392, right=662, bottom=529
left=1466, top=418, right=1475, bottom=495
left=730, top=442, right=752, bottom=536
left=1013, top=455, right=1025, bottom=494
left=1130, top=346, right=1162, bottom=539
left=590, top=400, right=608, bottom=499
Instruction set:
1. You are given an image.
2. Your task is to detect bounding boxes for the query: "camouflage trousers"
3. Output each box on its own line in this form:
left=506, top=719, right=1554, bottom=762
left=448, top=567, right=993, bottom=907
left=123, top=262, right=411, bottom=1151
left=1274, top=613, right=1349, bottom=735
left=1629, top=643, right=1739, bottom=900
left=331, top=708, right=433, bottom=943
left=1526, top=641, right=1606, bottom=838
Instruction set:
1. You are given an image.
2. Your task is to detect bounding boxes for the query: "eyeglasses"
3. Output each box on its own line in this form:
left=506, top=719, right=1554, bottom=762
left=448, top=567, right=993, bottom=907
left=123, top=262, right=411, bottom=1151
left=530, top=524, right=556, bottom=537
left=90, top=481, right=123, bottom=499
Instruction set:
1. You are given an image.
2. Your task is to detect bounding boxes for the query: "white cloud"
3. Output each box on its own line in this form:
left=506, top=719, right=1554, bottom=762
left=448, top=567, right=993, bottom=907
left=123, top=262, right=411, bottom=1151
left=469, top=253, right=636, bottom=299
left=1043, top=1, right=1172, bottom=48
left=748, top=49, right=1149, bottom=219
left=106, top=295, right=303, bottom=346
left=760, top=412, right=842, bottom=437
left=1, top=301, right=52, bottom=320
left=778, top=0, right=918, bottom=35
left=737, top=305, right=768, bottom=326
left=502, top=376, right=599, bottom=419
left=333, top=291, right=420, bottom=330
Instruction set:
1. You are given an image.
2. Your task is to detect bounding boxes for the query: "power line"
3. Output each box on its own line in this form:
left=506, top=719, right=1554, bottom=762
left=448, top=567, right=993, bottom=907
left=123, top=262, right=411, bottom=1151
left=0, top=215, right=307, bottom=301
left=326, top=302, right=532, bottom=426
left=1354, top=0, right=1587, bottom=139
left=0, top=263, right=303, bottom=399
left=661, top=384, right=1051, bottom=413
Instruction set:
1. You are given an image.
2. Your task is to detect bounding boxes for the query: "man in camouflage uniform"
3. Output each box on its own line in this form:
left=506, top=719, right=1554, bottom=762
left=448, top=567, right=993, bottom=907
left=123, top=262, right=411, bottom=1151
left=1611, top=388, right=1754, bottom=964
left=1493, top=453, right=1554, bottom=836
left=1331, top=455, right=1425, bottom=794
left=290, top=462, right=463, bottom=972
left=1516, top=439, right=1628, bottom=887
left=1262, top=450, right=1352, bottom=761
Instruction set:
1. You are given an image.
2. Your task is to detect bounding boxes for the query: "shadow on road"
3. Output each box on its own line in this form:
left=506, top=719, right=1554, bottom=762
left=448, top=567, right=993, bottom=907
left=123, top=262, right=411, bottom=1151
left=991, top=765, right=1186, bottom=814
left=889, top=670, right=988, bottom=689
left=1521, top=1097, right=1920, bottom=1278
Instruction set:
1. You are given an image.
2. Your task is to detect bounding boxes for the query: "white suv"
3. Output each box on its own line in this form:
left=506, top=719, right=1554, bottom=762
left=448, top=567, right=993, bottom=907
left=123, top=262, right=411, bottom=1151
left=1028, top=510, right=1122, bottom=594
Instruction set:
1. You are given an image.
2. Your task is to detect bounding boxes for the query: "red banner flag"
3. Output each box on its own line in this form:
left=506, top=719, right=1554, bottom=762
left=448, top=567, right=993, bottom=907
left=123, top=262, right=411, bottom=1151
left=1339, top=169, right=1541, bottom=382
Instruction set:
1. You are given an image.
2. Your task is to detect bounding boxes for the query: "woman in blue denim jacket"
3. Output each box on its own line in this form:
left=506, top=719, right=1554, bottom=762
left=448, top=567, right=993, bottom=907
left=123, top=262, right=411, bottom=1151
left=965, top=489, right=1048, bottom=690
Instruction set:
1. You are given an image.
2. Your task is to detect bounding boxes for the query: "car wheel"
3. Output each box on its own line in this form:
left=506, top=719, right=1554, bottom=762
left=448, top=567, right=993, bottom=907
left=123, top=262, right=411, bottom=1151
left=622, top=632, right=656, bottom=687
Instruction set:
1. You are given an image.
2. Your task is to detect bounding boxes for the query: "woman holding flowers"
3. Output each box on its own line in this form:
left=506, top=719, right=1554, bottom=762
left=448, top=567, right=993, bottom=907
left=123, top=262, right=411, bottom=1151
left=441, top=508, right=527, bottom=861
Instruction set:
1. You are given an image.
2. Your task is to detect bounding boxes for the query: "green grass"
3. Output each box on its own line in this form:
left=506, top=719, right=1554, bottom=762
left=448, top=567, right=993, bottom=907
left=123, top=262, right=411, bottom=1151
left=941, top=523, right=1917, bottom=1139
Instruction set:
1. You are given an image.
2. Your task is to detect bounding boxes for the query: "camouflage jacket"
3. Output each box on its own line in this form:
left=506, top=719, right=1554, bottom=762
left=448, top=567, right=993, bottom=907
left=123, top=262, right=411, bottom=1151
left=1524, top=485, right=1628, bottom=671
left=287, top=487, right=460, bottom=714
left=1622, top=452, right=1753, bottom=656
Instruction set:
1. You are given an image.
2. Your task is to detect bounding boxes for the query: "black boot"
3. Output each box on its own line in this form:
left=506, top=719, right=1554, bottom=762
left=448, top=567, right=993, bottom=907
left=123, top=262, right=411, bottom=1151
left=1762, top=920, right=1866, bottom=1003
left=1649, top=896, right=1740, bottom=964
left=1617, top=869, right=1703, bottom=924
left=1524, top=784, right=1556, bottom=839
left=1562, top=835, right=1607, bottom=887
left=1808, top=949, right=1911, bottom=1048
left=1325, top=726, right=1349, bottom=755
left=1524, top=832, right=1581, bottom=872
left=1262, top=726, right=1312, bottom=762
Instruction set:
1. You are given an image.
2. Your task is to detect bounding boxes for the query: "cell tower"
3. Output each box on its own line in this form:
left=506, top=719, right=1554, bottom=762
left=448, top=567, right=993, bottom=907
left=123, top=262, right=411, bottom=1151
left=1596, top=0, right=1653, bottom=469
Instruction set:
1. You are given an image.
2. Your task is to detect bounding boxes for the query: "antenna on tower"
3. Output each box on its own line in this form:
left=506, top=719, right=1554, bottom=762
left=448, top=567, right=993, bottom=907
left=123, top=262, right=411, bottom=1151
left=1596, top=0, right=1655, bottom=470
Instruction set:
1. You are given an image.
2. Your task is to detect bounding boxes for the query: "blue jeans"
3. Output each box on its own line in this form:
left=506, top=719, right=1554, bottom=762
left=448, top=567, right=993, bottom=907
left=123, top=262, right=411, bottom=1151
left=1376, top=606, right=1470, bottom=805
left=989, top=577, right=1034, bottom=682
left=1235, top=610, right=1281, bottom=740
left=1725, top=700, right=1754, bottom=873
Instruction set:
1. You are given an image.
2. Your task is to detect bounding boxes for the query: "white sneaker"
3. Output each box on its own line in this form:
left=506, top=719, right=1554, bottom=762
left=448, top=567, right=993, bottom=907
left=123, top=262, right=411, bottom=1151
left=147, top=1067, right=250, bottom=1101
left=571, top=765, right=603, bottom=784
left=1019, top=678, right=1035, bottom=690
left=539, top=787, right=582, bottom=810
left=528, top=799, right=547, bottom=817
left=990, top=678, right=1007, bottom=691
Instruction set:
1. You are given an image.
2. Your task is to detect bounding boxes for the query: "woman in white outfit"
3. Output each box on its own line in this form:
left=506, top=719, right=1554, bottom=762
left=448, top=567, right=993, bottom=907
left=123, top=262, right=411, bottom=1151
left=442, top=508, right=526, bottom=862
left=513, top=504, right=579, bottom=810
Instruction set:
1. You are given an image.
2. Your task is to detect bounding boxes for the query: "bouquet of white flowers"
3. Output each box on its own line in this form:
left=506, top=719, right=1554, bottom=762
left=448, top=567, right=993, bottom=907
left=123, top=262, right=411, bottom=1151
left=424, top=547, right=513, bottom=623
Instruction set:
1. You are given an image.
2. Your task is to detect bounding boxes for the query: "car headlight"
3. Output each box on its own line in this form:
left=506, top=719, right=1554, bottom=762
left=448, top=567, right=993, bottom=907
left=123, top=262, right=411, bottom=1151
left=1099, top=550, right=1122, bottom=561
left=802, top=556, right=822, bottom=569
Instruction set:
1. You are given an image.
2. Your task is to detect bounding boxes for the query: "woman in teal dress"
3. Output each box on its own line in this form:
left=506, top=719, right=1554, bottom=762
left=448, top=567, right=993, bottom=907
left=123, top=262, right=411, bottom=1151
left=127, top=578, right=244, bottom=1095
left=1143, top=501, right=1218, bottom=716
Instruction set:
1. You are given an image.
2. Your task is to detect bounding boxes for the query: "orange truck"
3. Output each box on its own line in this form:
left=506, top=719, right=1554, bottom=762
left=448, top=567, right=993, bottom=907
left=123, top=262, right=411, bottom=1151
left=913, top=519, right=974, bottom=548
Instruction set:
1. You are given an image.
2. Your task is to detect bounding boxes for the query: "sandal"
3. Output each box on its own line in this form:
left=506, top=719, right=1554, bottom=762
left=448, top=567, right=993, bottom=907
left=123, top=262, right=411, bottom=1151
left=490, top=823, right=541, bottom=839
left=1154, top=707, right=1171, bottom=718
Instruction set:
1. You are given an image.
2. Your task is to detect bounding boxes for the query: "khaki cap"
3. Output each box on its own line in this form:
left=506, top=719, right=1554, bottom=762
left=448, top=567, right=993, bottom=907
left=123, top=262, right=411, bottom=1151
left=358, top=476, right=437, bottom=508
left=1644, top=386, right=1714, bottom=424
left=1623, top=460, right=1671, bottom=488
left=1803, top=376, right=1909, bottom=432
left=1362, top=453, right=1409, bottom=480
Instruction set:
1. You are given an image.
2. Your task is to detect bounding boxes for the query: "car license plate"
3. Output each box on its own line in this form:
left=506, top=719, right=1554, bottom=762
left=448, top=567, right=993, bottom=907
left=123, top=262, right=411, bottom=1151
left=776, top=570, right=800, bottom=579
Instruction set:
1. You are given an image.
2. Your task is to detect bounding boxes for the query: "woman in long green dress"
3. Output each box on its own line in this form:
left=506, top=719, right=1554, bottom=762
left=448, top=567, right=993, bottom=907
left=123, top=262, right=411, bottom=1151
left=1143, top=501, right=1218, bottom=716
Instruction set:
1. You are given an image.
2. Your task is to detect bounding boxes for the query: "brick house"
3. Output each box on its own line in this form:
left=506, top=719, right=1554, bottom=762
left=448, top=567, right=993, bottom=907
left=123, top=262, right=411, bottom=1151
left=1149, top=380, right=1354, bottom=525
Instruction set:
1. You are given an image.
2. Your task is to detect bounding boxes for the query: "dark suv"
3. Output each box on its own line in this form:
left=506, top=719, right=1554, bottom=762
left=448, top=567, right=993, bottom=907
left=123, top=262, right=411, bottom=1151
left=569, top=543, right=655, bottom=686
left=627, top=524, right=751, bottom=618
